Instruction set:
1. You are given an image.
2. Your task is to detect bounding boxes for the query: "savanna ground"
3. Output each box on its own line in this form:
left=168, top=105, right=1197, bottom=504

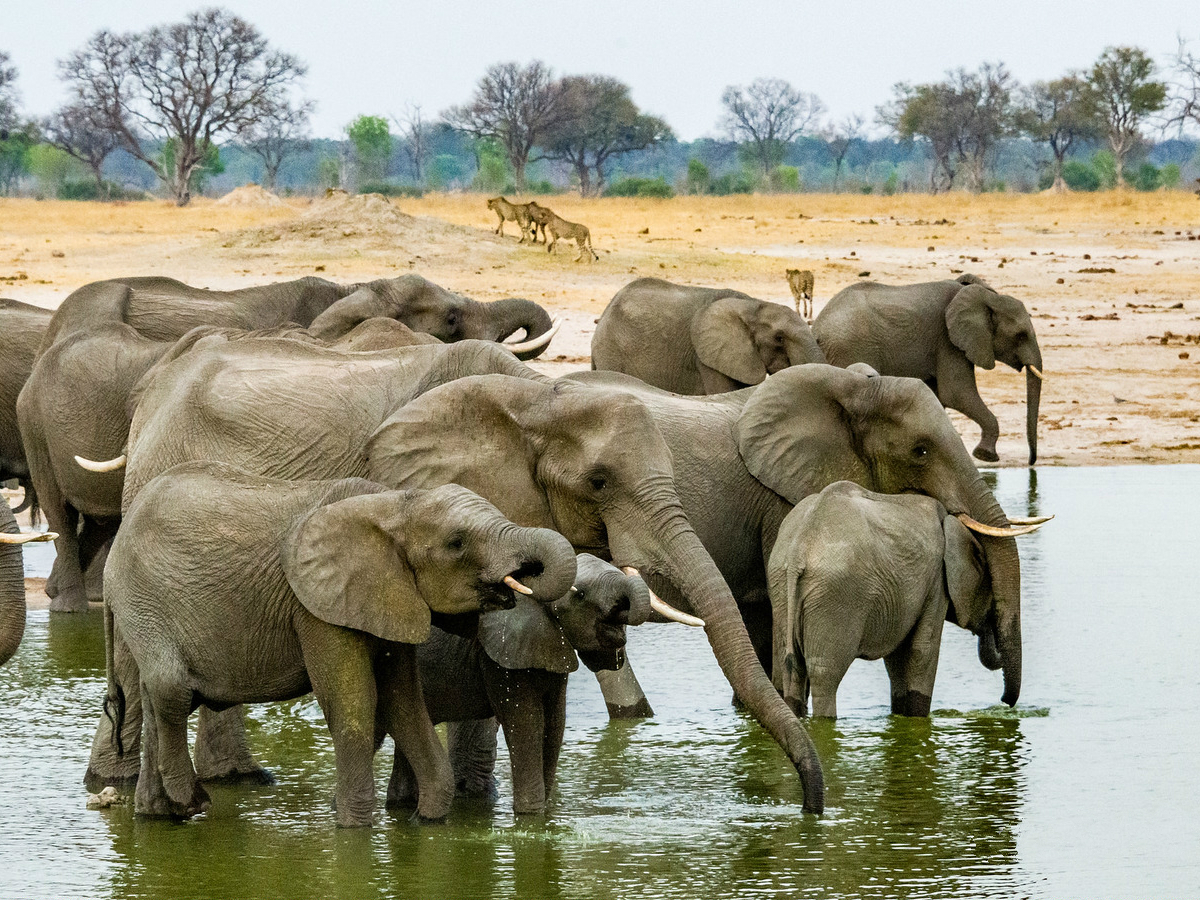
left=2, top=189, right=1199, bottom=473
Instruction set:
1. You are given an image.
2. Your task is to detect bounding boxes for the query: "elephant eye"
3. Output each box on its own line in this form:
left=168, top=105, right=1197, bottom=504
left=446, top=534, right=465, bottom=552
left=588, top=473, right=608, bottom=492
left=913, top=444, right=929, bottom=460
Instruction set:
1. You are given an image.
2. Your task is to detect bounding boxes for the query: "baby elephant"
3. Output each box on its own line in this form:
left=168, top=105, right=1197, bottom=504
left=769, top=481, right=995, bottom=718
left=103, top=462, right=576, bottom=825
left=392, top=555, right=655, bottom=815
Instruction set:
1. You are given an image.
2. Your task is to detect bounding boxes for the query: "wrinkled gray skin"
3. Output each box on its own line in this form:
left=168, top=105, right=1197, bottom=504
left=102, top=340, right=825, bottom=813
left=591, top=277, right=825, bottom=394
left=41, top=274, right=554, bottom=358
left=0, top=298, right=52, bottom=515
left=1, top=502, right=30, bottom=666
left=393, top=554, right=652, bottom=815
left=104, top=463, right=576, bottom=825
left=769, top=482, right=995, bottom=718
left=813, top=274, right=1043, bottom=464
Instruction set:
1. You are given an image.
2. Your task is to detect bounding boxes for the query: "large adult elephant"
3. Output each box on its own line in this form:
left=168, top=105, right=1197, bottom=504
left=1, top=500, right=57, bottom=666
left=86, top=341, right=825, bottom=812
left=591, top=277, right=825, bottom=394
left=40, top=274, right=558, bottom=358
left=0, top=298, right=53, bottom=514
left=812, top=274, right=1044, bottom=464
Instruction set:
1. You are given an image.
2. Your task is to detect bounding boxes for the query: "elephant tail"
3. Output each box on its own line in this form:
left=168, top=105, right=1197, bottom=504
left=102, top=600, right=127, bottom=757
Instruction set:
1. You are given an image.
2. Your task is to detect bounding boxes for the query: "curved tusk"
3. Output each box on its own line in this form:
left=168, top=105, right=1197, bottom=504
left=503, top=574, right=534, bottom=595
left=503, top=319, right=561, bottom=354
left=0, top=530, right=58, bottom=545
left=75, top=454, right=126, bottom=472
left=1027, top=364, right=1044, bottom=380
left=1007, top=514, right=1054, bottom=526
left=621, top=566, right=706, bottom=628
left=956, top=513, right=1045, bottom=537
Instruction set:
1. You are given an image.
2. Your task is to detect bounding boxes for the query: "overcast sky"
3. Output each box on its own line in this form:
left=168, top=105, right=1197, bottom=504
left=5, top=1, right=1199, bottom=140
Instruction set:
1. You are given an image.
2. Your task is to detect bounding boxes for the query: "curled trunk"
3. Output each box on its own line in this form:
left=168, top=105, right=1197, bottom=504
left=482, top=298, right=555, bottom=361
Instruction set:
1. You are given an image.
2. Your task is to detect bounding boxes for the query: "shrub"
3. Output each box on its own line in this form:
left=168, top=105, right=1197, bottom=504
left=1061, top=161, right=1101, bottom=192
left=708, top=172, right=755, bottom=196
left=1160, top=163, right=1181, bottom=189
left=528, top=180, right=557, bottom=195
left=882, top=170, right=899, bottom=195
left=603, top=176, right=674, bottom=198
left=860, top=184, right=875, bottom=194
left=57, top=180, right=144, bottom=200
left=772, top=165, right=801, bottom=192
left=358, top=182, right=425, bottom=198
left=1132, top=163, right=1161, bottom=192
left=685, top=158, right=710, bottom=195
left=1090, top=151, right=1117, bottom=189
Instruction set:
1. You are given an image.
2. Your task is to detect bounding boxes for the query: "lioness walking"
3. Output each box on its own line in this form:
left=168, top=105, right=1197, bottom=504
left=487, top=197, right=536, bottom=242
left=541, top=209, right=599, bottom=262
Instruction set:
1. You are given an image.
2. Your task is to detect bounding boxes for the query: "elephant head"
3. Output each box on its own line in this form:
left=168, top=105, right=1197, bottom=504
left=366, top=375, right=825, bottom=812
left=737, top=364, right=1031, bottom=707
left=945, top=277, right=1044, bottom=464
left=305, top=274, right=558, bottom=359
left=0, top=502, right=56, bottom=666
left=476, top=554, right=654, bottom=676
left=282, top=484, right=577, bottom=644
left=692, top=297, right=825, bottom=389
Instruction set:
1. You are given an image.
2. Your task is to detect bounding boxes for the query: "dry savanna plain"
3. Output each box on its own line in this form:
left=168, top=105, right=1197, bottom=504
left=3, top=189, right=1200, bottom=471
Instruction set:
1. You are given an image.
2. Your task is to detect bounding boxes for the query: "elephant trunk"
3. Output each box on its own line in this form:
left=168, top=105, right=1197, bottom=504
left=1024, top=349, right=1043, bottom=466
left=480, top=298, right=555, bottom=361
left=501, top=525, right=577, bottom=605
left=966, top=482, right=1022, bottom=706
left=608, top=490, right=824, bottom=812
left=0, top=504, right=27, bottom=667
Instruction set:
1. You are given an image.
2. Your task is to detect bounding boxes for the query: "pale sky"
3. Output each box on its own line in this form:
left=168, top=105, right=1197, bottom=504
left=5, top=1, right=1198, bottom=140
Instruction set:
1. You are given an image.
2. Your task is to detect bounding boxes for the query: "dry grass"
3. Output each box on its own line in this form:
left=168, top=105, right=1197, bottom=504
left=2, top=190, right=1198, bottom=467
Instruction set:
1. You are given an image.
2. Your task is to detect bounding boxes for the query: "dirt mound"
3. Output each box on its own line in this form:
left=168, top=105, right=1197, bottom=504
left=299, top=189, right=410, bottom=226
left=215, top=184, right=284, bottom=207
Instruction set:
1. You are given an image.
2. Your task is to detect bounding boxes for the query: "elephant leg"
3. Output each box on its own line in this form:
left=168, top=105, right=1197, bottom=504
left=884, top=604, right=947, bottom=717
left=135, top=685, right=209, bottom=818
left=938, top=361, right=1000, bottom=462
left=541, top=680, right=568, bottom=803
left=86, top=629, right=143, bottom=788
left=386, top=749, right=418, bottom=810
left=485, top=667, right=547, bottom=815
left=448, top=718, right=499, bottom=800
left=806, top=654, right=854, bottom=719
left=194, top=705, right=274, bottom=784
left=376, top=644, right=453, bottom=822
left=83, top=541, right=109, bottom=603
left=595, top=656, right=654, bottom=719
left=48, top=503, right=89, bottom=612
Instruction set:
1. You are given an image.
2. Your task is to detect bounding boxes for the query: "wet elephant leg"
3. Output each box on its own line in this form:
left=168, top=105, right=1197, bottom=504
left=884, top=604, right=947, bottom=717
left=595, top=657, right=654, bottom=719
left=85, top=630, right=142, bottom=788
left=194, top=705, right=274, bottom=783
left=448, top=718, right=499, bottom=800
left=48, top=504, right=89, bottom=612
left=83, top=540, right=109, bottom=604
left=134, top=686, right=209, bottom=818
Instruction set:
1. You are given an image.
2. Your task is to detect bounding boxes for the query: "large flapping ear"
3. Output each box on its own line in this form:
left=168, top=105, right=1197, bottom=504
left=281, top=492, right=431, bottom=644
left=692, top=297, right=768, bottom=386
left=306, top=286, right=388, bottom=340
left=737, top=365, right=873, bottom=504
left=942, top=514, right=989, bottom=631
left=366, top=375, right=553, bottom=528
left=945, top=283, right=997, bottom=369
left=477, top=596, right=578, bottom=674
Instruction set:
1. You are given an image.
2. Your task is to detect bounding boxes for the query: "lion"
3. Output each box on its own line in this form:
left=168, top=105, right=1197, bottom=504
left=487, top=197, right=536, bottom=242
left=541, top=208, right=599, bottom=262
left=786, top=268, right=816, bottom=320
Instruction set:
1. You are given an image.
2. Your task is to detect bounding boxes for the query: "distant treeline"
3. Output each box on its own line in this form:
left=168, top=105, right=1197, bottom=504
left=2, top=9, right=1200, bottom=203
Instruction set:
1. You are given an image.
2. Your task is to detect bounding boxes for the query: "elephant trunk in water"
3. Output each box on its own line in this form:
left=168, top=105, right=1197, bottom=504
left=1024, top=348, right=1043, bottom=465
left=608, top=485, right=824, bottom=813
left=484, top=298, right=555, bottom=361
left=966, top=482, right=1022, bottom=706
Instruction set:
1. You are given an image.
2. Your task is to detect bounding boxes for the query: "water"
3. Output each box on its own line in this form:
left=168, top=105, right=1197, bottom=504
left=2, top=466, right=1197, bottom=899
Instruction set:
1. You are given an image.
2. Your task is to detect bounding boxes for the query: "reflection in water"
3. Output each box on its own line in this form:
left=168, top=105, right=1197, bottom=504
left=1, top=466, right=1198, bottom=899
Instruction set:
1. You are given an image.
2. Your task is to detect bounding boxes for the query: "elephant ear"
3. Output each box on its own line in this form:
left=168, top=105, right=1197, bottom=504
left=477, top=596, right=578, bottom=674
left=366, top=375, right=553, bottom=528
left=307, top=286, right=387, bottom=340
left=738, top=365, right=873, bottom=505
left=945, top=284, right=997, bottom=370
left=692, top=297, right=768, bottom=386
left=281, top=492, right=430, bottom=644
left=942, top=514, right=989, bottom=630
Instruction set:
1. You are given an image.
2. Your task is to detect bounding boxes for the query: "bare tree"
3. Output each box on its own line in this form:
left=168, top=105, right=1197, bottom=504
left=0, top=50, right=17, bottom=133
left=59, top=9, right=307, bottom=205
left=44, top=102, right=122, bottom=196
left=1018, top=76, right=1101, bottom=192
left=720, top=77, right=824, bottom=184
left=444, top=61, right=563, bottom=192
left=392, top=103, right=430, bottom=184
left=880, top=81, right=960, bottom=192
left=238, top=94, right=313, bottom=191
left=1086, top=46, right=1167, bottom=188
left=823, top=113, right=864, bottom=190
left=1169, top=36, right=1200, bottom=135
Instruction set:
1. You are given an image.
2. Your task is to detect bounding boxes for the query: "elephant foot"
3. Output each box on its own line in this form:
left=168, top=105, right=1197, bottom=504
left=198, top=765, right=275, bottom=786
left=973, top=446, right=1000, bottom=463
left=455, top=772, right=498, bottom=802
left=194, top=705, right=272, bottom=783
left=605, top=698, right=654, bottom=719
left=136, top=778, right=210, bottom=820
left=50, top=589, right=92, bottom=613
left=891, top=691, right=933, bottom=717
left=84, top=764, right=140, bottom=793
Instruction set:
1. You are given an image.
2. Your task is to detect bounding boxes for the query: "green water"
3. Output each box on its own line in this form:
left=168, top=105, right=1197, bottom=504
left=2, top=466, right=1198, bottom=899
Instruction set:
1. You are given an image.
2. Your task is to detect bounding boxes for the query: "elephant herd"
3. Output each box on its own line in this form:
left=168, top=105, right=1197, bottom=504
left=0, top=267, right=1049, bottom=826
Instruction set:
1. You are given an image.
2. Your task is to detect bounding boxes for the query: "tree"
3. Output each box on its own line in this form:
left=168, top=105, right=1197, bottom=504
left=0, top=50, right=18, bottom=133
left=238, top=93, right=313, bottom=190
left=392, top=103, right=430, bottom=184
left=0, top=53, right=34, bottom=194
left=1018, top=76, right=1101, bottom=193
left=59, top=9, right=307, bottom=205
left=44, top=101, right=122, bottom=195
left=346, top=114, right=392, bottom=185
left=824, top=113, right=864, bottom=190
left=1169, top=37, right=1200, bottom=136
left=541, top=75, right=672, bottom=197
left=719, top=77, right=824, bottom=184
left=880, top=81, right=961, bottom=191
left=444, top=61, right=563, bottom=192
left=1086, top=46, right=1167, bottom=188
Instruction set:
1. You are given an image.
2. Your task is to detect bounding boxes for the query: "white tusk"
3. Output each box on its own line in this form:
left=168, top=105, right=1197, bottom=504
left=503, top=574, right=534, bottom=595
left=1007, top=514, right=1054, bottom=526
left=503, top=319, right=561, bottom=354
left=956, top=513, right=1045, bottom=538
left=0, top=530, right=58, bottom=544
left=75, top=454, right=126, bottom=472
left=1028, top=364, right=1044, bottom=379
left=621, top=566, right=706, bottom=628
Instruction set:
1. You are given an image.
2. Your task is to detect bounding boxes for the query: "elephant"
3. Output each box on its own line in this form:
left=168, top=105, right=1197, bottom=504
left=394, top=555, right=667, bottom=815
left=0, top=297, right=53, bottom=515
left=85, top=342, right=825, bottom=813
left=40, top=274, right=558, bottom=359
left=102, top=461, right=577, bottom=824
left=769, top=481, right=1024, bottom=718
left=0, top=499, right=57, bottom=666
left=590, top=277, right=825, bottom=395
left=812, top=274, right=1044, bottom=464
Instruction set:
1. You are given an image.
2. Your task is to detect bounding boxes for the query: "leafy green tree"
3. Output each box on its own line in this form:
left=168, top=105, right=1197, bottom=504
left=0, top=50, right=18, bottom=133
left=27, top=144, right=86, bottom=195
left=1061, top=160, right=1101, bottom=191
left=1086, top=46, right=1167, bottom=187
left=1090, top=150, right=1117, bottom=189
left=470, top=139, right=508, bottom=192
left=1018, top=76, right=1101, bottom=192
left=720, top=77, right=823, bottom=185
left=685, top=158, right=710, bottom=194
left=0, top=121, right=36, bottom=194
left=346, top=114, right=392, bottom=185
